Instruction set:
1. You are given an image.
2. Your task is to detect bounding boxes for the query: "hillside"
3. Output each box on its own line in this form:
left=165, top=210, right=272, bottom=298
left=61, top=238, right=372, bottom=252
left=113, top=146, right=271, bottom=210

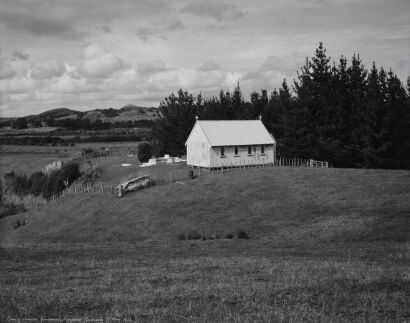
left=2, top=167, right=409, bottom=246
left=2, top=105, right=158, bottom=125
left=1, top=166, right=409, bottom=321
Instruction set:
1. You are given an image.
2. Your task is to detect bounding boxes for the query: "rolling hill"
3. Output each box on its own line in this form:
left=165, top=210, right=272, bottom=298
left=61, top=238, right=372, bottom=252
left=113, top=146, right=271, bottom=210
left=1, top=167, right=409, bottom=246
left=2, top=105, right=158, bottom=125
left=1, top=166, right=409, bottom=321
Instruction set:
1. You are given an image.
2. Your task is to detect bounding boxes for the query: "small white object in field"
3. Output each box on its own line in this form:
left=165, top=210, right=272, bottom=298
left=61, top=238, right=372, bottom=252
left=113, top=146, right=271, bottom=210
left=175, top=181, right=186, bottom=185
left=121, top=163, right=132, bottom=167
left=166, top=159, right=173, bottom=164
left=164, top=154, right=170, bottom=159
left=148, top=158, right=157, bottom=165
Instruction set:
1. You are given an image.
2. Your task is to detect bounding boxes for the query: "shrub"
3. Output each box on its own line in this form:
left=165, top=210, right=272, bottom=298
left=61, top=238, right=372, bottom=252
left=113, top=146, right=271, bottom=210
left=225, top=233, right=234, bottom=239
left=0, top=201, right=27, bottom=219
left=81, top=161, right=103, bottom=183
left=187, top=230, right=201, bottom=240
left=177, top=233, right=186, bottom=240
left=42, top=162, right=81, bottom=199
left=29, top=172, right=47, bottom=196
left=138, top=142, right=153, bottom=163
left=13, top=218, right=26, bottom=229
left=237, top=230, right=249, bottom=239
left=4, top=172, right=30, bottom=197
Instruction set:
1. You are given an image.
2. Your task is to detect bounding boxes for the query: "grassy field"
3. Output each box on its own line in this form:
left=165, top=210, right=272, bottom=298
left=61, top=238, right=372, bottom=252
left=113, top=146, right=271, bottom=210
left=0, top=167, right=409, bottom=321
left=0, top=143, right=142, bottom=174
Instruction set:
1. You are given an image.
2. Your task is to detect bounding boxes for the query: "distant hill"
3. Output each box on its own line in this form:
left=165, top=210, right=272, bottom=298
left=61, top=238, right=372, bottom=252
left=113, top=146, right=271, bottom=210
left=3, top=105, right=159, bottom=125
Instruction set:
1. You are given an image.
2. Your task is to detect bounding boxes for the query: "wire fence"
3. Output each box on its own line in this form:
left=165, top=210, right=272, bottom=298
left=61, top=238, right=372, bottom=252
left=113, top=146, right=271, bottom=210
left=4, top=156, right=328, bottom=209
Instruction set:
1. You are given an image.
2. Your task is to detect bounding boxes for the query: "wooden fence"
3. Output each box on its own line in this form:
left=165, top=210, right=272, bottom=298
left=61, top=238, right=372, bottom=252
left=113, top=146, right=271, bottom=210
left=5, top=156, right=328, bottom=209
left=79, top=150, right=138, bottom=160
left=276, top=157, right=328, bottom=168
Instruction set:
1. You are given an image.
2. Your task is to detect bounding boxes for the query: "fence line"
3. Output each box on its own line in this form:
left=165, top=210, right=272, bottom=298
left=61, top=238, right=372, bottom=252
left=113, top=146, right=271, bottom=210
left=78, top=149, right=138, bottom=161
left=5, top=156, right=328, bottom=208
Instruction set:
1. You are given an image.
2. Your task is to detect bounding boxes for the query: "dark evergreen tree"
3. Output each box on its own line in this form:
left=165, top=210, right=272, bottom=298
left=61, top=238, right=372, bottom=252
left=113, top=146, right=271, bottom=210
left=153, top=89, right=202, bottom=156
left=152, top=42, right=410, bottom=169
left=138, top=142, right=153, bottom=163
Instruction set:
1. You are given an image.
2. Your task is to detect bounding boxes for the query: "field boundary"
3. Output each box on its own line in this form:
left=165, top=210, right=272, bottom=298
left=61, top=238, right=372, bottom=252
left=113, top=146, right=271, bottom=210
left=3, top=156, right=329, bottom=209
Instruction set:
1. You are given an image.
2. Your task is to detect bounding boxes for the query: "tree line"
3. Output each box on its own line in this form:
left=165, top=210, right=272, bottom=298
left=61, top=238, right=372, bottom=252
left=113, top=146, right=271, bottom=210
left=4, top=117, right=153, bottom=130
left=153, top=42, right=410, bottom=169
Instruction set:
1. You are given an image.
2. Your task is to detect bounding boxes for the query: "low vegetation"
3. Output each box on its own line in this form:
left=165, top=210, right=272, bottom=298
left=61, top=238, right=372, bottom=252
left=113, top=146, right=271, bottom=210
left=178, top=230, right=248, bottom=241
left=3, top=161, right=81, bottom=199
left=0, top=201, right=26, bottom=219
left=0, top=134, right=150, bottom=146
left=13, top=218, right=26, bottom=229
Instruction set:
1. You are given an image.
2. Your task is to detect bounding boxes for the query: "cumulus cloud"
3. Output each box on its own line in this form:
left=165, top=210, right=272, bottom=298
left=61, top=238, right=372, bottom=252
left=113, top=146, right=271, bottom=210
left=135, top=27, right=152, bottom=42
left=12, top=50, right=30, bottom=61
left=137, top=60, right=169, bottom=76
left=242, top=54, right=305, bottom=89
left=242, top=53, right=305, bottom=83
left=167, top=21, right=185, bottom=30
left=182, top=0, right=244, bottom=20
left=0, top=9, right=82, bottom=39
left=1, top=0, right=409, bottom=117
left=100, top=25, right=112, bottom=33
left=135, top=26, right=167, bottom=42
left=79, top=44, right=123, bottom=78
left=29, top=61, right=66, bottom=79
left=199, top=60, right=221, bottom=71
left=0, top=59, right=17, bottom=79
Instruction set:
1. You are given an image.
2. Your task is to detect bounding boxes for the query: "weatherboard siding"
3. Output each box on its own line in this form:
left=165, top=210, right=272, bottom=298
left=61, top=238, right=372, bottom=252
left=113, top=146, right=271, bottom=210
left=186, top=122, right=211, bottom=167
left=209, top=144, right=275, bottom=168
left=187, top=142, right=211, bottom=167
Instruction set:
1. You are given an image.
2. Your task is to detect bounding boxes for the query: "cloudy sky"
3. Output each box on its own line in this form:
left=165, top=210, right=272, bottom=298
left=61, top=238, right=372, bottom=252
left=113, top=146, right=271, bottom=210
left=0, top=0, right=409, bottom=117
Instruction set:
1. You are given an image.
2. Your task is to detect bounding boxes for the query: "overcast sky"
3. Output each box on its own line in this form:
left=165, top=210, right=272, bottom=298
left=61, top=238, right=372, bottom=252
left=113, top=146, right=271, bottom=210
left=0, top=0, right=409, bottom=117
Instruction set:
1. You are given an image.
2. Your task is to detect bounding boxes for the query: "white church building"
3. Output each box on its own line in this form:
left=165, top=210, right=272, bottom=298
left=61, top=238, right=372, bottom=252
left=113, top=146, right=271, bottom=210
left=185, top=119, right=276, bottom=168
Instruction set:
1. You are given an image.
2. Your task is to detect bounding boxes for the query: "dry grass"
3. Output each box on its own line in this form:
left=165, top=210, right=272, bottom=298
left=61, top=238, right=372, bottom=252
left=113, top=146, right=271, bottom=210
left=0, top=166, right=409, bottom=321
left=1, top=244, right=409, bottom=322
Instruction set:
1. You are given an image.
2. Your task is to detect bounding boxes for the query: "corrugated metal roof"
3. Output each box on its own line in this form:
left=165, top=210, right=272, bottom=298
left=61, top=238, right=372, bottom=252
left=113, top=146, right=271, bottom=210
left=194, top=120, right=276, bottom=146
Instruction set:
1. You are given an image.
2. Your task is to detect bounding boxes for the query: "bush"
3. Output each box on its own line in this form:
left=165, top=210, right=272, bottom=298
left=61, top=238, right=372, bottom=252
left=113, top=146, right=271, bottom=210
left=4, top=172, right=30, bottom=197
left=29, top=172, right=47, bottom=196
left=138, top=142, right=153, bottom=163
left=13, top=218, right=26, bottom=229
left=0, top=201, right=27, bottom=219
left=42, top=162, right=81, bottom=199
left=237, top=230, right=249, bottom=239
left=178, top=230, right=245, bottom=241
left=81, top=161, right=103, bottom=183
left=187, top=230, right=202, bottom=240
left=177, top=233, right=186, bottom=240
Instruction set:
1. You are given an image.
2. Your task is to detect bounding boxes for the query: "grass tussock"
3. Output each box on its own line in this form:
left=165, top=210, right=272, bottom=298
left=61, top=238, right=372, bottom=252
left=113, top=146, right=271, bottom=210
left=178, top=230, right=249, bottom=241
left=13, top=218, right=26, bottom=229
left=0, top=246, right=408, bottom=321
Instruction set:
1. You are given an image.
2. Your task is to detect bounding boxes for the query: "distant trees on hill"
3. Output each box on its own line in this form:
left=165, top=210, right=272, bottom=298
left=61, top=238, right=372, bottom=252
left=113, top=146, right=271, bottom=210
left=45, top=118, right=152, bottom=130
left=153, top=42, right=410, bottom=169
left=3, top=117, right=152, bottom=130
